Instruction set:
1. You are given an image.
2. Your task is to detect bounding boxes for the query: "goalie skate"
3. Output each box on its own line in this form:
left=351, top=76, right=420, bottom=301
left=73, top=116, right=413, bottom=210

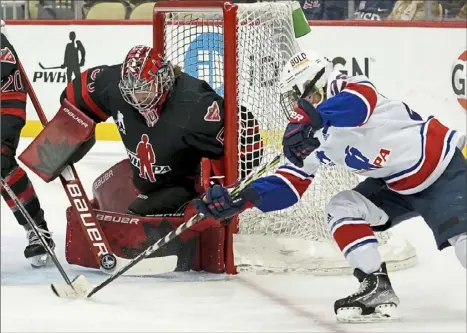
left=334, top=263, right=400, bottom=323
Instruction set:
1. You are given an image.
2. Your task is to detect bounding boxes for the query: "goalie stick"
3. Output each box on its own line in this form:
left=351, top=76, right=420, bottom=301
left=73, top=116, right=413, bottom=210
left=0, top=178, right=88, bottom=297
left=52, top=154, right=282, bottom=299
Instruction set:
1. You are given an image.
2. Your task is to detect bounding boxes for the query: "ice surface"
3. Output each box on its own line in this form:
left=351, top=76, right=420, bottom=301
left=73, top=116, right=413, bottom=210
left=2, top=139, right=466, bottom=332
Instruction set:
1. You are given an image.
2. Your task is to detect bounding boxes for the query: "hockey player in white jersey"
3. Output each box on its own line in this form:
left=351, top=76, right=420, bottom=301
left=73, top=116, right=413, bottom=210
left=194, top=49, right=467, bottom=322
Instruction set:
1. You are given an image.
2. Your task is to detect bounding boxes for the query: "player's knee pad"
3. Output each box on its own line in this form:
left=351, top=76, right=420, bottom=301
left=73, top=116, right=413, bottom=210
left=449, top=232, right=467, bottom=269
left=346, top=242, right=382, bottom=274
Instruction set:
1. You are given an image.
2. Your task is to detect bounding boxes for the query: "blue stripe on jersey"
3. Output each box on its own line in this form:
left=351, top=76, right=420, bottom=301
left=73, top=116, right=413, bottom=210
left=383, top=117, right=431, bottom=182
left=278, top=165, right=313, bottom=178
left=248, top=175, right=299, bottom=213
left=444, top=130, right=456, bottom=159
left=317, top=91, right=369, bottom=127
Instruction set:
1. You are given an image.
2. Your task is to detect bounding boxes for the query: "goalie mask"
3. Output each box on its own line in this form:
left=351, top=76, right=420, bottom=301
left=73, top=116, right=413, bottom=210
left=119, top=45, right=175, bottom=127
left=279, top=49, right=333, bottom=118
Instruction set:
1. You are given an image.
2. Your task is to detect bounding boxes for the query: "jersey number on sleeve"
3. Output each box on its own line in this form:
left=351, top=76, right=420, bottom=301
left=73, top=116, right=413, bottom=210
left=1, top=69, right=23, bottom=93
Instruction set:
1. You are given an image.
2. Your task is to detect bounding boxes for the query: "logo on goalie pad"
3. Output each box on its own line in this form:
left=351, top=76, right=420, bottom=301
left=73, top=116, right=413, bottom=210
left=100, top=253, right=117, bottom=270
left=204, top=101, right=221, bottom=122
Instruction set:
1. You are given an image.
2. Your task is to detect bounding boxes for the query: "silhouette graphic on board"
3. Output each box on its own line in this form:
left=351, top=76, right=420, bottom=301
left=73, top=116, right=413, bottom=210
left=38, top=31, right=86, bottom=83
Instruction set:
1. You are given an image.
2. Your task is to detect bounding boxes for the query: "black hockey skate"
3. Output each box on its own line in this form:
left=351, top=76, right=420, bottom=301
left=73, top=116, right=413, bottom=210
left=334, top=263, right=400, bottom=323
left=24, top=219, right=55, bottom=268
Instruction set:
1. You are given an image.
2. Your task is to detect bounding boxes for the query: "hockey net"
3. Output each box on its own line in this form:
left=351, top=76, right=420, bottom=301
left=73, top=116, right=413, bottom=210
left=153, top=1, right=417, bottom=275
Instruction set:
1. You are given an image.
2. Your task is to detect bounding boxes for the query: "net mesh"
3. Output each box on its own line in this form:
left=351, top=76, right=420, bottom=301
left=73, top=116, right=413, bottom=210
left=157, top=2, right=417, bottom=274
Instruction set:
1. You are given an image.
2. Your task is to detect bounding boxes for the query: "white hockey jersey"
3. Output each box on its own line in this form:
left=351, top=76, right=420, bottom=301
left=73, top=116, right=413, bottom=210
left=248, top=72, right=466, bottom=213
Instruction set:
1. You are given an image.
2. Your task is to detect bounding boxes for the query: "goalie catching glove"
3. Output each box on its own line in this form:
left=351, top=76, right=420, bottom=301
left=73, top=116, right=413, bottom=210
left=193, top=185, right=261, bottom=221
left=282, top=98, right=322, bottom=168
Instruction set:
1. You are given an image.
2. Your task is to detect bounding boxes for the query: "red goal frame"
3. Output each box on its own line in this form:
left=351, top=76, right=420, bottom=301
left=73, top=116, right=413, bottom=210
left=153, top=1, right=240, bottom=274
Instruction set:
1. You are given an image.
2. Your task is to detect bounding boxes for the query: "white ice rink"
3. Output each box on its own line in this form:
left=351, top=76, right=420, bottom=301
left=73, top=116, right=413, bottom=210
left=1, top=139, right=466, bottom=332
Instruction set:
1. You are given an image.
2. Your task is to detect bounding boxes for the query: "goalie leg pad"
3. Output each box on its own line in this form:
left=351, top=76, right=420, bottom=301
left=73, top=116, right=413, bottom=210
left=65, top=205, right=226, bottom=274
left=92, top=159, right=139, bottom=213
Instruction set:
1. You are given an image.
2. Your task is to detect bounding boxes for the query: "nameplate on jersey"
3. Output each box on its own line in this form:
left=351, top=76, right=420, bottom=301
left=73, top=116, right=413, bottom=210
left=126, top=149, right=172, bottom=175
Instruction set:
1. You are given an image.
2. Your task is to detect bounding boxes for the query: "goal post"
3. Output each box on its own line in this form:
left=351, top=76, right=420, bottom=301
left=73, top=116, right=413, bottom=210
left=154, top=1, right=240, bottom=273
left=152, top=1, right=417, bottom=275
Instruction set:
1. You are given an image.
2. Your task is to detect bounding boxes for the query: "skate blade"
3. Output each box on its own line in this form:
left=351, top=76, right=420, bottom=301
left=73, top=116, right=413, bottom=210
left=336, top=304, right=400, bottom=323
left=51, top=275, right=90, bottom=299
left=29, top=253, right=52, bottom=268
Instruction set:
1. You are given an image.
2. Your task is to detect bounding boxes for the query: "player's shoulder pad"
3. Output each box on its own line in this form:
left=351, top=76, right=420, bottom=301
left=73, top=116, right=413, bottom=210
left=60, top=64, right=115, bottom=103
left=1, top=32, right=19, bottom=78
left=87, top=64, right=119, bottom=89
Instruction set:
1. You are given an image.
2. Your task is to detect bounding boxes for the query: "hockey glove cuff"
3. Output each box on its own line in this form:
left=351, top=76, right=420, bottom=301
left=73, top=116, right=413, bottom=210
left=193, top=185, right=261, bottom=222
left=296, top=98, right=324, bottom=131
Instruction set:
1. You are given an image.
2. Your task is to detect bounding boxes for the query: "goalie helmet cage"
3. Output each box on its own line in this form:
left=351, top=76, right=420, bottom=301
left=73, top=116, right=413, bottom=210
left=153, top=1, right=417, bottom=275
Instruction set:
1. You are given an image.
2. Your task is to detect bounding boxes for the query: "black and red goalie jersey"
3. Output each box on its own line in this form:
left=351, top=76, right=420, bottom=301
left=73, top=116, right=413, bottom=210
left=59, top=45, right=263, bottom=215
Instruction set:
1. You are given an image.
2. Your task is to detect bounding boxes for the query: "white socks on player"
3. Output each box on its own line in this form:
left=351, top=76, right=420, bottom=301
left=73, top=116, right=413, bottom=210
left=448, top=232, right=467, bottom=269
left=346, top=242, right=382, bottom=274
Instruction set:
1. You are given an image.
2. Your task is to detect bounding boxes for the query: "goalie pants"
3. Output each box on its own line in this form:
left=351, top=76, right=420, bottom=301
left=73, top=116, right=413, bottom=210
left=326, top=148, right=467, bottom=273
left=1, top=114, right=43, bottom=226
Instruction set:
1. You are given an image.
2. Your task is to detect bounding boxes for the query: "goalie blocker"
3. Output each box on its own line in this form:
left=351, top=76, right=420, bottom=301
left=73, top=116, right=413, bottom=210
left=20, top=100, right=229, bottom=273
left=19, top=99, right=96, bottom=183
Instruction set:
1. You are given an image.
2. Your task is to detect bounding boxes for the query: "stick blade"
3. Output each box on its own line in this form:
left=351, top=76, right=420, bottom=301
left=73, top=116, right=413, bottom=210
left=51, top=275, right=90, bottom=299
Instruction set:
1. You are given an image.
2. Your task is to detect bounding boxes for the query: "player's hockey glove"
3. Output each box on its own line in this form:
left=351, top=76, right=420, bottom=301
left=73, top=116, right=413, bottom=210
left=282, top=99, right=322, bottom=168
left=193, top=184, right=261, bottom=222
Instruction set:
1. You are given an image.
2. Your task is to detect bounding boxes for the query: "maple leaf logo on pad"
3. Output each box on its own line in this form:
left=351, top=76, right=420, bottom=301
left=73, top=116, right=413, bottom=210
left=35, top=138, right=77, bottom=177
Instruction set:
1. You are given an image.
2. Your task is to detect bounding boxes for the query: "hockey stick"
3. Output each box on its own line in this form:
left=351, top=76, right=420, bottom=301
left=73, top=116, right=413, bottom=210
left=53, top=154, right=282, bottom=299
left=0, top=178, right=88, bottom=298
left=38, top=63, right=62, bottom=70
left=18, top=61, right=115, bottom=271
